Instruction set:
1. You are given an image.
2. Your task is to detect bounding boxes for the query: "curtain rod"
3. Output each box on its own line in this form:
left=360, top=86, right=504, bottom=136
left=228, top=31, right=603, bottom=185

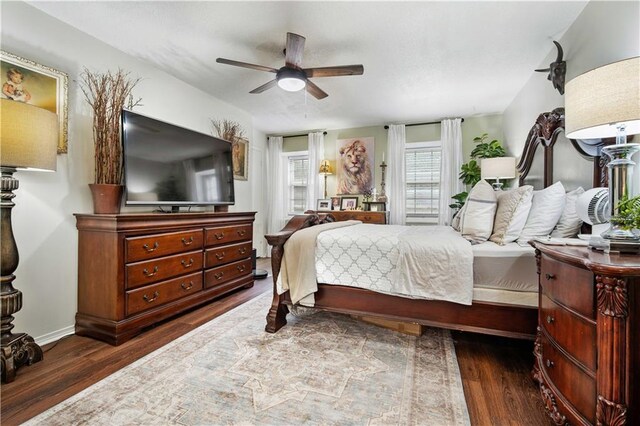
left=384, top=118, right=464, bottom=129
left=278, top=131, right=328, bottom=139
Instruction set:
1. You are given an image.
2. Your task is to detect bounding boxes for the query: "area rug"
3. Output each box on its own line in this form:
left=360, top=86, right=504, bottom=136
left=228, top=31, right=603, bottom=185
left=27, top=292, right=470, bottom=425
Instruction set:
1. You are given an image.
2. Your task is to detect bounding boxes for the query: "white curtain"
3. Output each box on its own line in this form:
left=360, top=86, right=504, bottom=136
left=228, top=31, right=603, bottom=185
left=266, top=136, right=285, bottom=239
left=306, top=132, right=325, bottom=210
left=387, top=124, right=406, bottom=225
left=439, top=118, right=464, bottom=225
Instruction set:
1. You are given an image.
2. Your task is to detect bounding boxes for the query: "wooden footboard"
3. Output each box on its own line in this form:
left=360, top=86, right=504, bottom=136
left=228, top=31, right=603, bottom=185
left=264, top=214, right=536, bottom=339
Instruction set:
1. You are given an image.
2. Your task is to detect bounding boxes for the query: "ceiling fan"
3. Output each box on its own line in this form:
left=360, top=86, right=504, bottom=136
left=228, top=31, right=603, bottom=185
left=216, top=32, right=364, bottom=100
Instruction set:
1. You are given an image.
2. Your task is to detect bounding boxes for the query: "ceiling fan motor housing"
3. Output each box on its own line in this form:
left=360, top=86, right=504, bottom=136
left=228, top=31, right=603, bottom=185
left=276, top=68, right=307, bottom=91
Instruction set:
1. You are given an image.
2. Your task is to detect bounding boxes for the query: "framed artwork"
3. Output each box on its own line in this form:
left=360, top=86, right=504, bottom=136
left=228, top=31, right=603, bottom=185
left=367, top=202, right=386, bottom=212
left=316, top=199, right=331, bottom=211
left=336, top=137, right=374, bottom=195
left=232, top=137, right=249, bottom=180
left=330, top=196, right=341, bottom=211
left=1, top=50, right=68, bottom=153
left=340, top=196, right=359, bottom=211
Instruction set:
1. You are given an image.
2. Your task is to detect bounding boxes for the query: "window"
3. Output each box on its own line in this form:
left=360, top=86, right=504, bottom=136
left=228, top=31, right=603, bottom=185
left=405, top=141, right=441, bottom=224
left=283, top=151, right=309, bottom=215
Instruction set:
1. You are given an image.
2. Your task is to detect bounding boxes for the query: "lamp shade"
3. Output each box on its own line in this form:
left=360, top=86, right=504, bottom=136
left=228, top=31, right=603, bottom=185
left=0, top=99, right=58, bottom=171
left=319, top=159, right=332, bottom=175
left=565, top=57, right=640, bottom=139
left=481, top=157, right=516, bottom=179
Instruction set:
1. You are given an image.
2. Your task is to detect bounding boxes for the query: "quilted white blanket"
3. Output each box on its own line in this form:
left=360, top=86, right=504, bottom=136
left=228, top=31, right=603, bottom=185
left=280, top=223, right=474, bottom=307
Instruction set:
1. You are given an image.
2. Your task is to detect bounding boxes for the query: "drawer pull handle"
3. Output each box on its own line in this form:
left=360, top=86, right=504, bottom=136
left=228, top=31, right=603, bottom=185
left=143, top=291, right=159, bottom=303
left=238, top=230, right=247, bottom=236
left=181, top=258, right=194, bottom=268
left=143, top=242, right=159, bottom=253
left=215, top=252, right=225, bottom=260
left=546, top=359, right=554, bottom=368
left=237, top=265, right=246, bottom=272
left=215, top=232, right=225, bottom=240
left=182, top=236, right=194, bottom=246
left=214, top=272, right=224, bottom=280
left=239, top=248, right=247, bottom=255
left=545, top=273, right=556, bottom=281
left=181, top=281, right=194, bottom=291
left=143, top=266, right=159, bottom=277
left=546, top=315, right=555, bottom=324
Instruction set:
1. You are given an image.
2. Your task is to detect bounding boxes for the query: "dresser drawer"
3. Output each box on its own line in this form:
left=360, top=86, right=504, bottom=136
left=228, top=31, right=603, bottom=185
left=126, top=229, right=203, bottom=262
left=540, top=255, right=595, bottom=319
left=204, top=258, right=252, bottom=289
left=205, top=241, right=252, bottom=268
left=540, top=332, right=596, bottom=423
left=205, top=224, right=252, bottom=247
left=540, top=294, right=596, bottom=371
left=126, top=272, right=203, bottom=316
left=126, top=250, right=203, bottom=289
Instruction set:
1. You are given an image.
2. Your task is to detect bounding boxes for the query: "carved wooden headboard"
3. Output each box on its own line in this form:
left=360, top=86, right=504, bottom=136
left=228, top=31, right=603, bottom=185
left=516, top=107, right=609, bottom=189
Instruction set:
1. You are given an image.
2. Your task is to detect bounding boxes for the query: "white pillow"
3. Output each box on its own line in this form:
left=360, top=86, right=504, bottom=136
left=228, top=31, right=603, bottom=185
left=451, top=203, right=466, bottom=232
left=489, top=185, right=534, bottom=245
left=551, top=187, right=585, bottom=238
left=518, top=181, right=566, bottom=244
left=461, top=180, right=497, bottom=244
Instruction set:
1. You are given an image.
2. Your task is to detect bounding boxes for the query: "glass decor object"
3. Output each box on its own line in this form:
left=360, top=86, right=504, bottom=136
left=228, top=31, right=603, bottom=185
left=565, top=57, right=640, bottom=241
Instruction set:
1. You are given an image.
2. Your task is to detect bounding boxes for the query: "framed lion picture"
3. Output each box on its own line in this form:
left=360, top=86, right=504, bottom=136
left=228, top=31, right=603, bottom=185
left=336, top=137, right=374, bottom=195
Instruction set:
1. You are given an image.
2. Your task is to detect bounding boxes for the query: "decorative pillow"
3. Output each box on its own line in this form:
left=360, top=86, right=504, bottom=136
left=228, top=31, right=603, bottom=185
left=451, top=203, right=466, bottom=232
left=517, top=181, right=566, bottom=244
left=551, top=187, right=585, bottom=238
left=460, top=180, right=497, bottom=244
left=489, top=185, right=534, bottom=245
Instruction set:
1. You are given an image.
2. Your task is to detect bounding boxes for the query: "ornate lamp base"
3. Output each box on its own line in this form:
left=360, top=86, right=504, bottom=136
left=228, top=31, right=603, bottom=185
left=1, top=167, right=43, bottom=382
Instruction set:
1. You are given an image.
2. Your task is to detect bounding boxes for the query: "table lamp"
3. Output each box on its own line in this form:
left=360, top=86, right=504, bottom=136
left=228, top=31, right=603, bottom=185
left=480, top=157, right=516, bottom=190
left=319, top=159, right=332, bottom=199
left=565, top=57, right=640, bottom=241
left=0, top=99, right=58, bottom=382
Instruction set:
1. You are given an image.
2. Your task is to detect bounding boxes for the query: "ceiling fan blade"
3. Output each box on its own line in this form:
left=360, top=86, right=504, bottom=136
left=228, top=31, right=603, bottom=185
left=249, top=79, right=278, bottom=94
left=304, top=65, right=364, bottom=78
left=216, top=58, right=278, bottom=73
left=305, top=80, right=328, bottom=100
left=285, top=32, right=306, bottom=69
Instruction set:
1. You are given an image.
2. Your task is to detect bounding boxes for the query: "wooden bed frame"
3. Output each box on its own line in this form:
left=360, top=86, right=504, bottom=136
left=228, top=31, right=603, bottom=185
left=265, top=108, right=605, bottom=340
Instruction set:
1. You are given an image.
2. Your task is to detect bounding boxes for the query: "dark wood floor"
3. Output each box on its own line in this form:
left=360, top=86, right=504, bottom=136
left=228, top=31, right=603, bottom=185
left=1, top=258, right=550, bottom=425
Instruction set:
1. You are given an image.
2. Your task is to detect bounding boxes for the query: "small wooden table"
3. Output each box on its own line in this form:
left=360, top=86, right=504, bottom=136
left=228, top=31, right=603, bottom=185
left=305, top=210, right=387, bottom=224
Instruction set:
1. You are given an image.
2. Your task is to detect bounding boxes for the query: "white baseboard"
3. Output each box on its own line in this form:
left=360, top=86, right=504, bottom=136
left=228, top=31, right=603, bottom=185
left=36, top=325, right=75, bottom=346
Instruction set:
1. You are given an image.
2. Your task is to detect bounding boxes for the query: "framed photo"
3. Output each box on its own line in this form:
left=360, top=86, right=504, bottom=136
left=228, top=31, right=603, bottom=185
left=232, top=137, right=249, bottom=180
left=336, top=137, right=374, bottom=195
left=330, top=196, right=341, bottom=211
left=340, top=196, right=359, bottom=211
left=316, top=199, right=331, bottom=211
left=367, top=202, right=386, bottom=212
left=1, top=50, right=68, bottom=153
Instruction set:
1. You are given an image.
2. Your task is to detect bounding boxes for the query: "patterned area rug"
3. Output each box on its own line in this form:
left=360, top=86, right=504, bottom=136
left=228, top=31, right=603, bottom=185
left=27, top=293, right=470, bottom=425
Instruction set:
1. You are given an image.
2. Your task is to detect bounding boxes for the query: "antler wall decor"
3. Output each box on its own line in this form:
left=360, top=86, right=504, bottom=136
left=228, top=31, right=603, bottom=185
left=535, top=41, right=567, bottom=95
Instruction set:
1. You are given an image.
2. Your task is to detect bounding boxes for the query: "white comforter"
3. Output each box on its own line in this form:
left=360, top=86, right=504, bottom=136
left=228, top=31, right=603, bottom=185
left=279, top=223, right=474, bottom=307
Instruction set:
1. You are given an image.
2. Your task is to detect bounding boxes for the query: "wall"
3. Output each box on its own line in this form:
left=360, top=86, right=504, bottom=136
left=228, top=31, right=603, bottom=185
left=1, top=1, right=265, bottom=344
left=503, top=1, right=640, bottom=190
left=282, top=114, right=503, bottom=197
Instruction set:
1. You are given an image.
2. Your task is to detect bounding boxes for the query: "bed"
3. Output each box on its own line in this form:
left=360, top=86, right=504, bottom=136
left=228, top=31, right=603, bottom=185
left=265, top=108, right=606, bottom=339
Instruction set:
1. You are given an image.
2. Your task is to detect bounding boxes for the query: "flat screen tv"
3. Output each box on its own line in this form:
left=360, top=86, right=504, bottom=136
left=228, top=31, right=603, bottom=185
left=122, top=110, right=234, bottom=210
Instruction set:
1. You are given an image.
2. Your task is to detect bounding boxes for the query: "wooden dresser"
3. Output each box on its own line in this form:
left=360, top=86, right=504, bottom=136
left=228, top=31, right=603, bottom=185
left=305, top=210, right=387, bottom=224
left=531, top=242, right=640, bottom=425
left=75, top=212, right=256, bottom=345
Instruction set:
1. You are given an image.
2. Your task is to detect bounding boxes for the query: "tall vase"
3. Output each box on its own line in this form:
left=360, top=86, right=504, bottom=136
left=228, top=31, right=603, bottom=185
left=89, top=183, right=123, bottom=214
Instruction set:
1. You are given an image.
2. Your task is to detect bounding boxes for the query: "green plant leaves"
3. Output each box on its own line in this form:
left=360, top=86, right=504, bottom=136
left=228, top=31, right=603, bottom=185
left=459, top=160, right=481, bottom=186
left=611, top=194, right=640, bottom=230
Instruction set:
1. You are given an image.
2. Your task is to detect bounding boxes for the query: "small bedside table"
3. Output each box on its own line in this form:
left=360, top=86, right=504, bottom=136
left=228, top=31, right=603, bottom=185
left=305, top=210, right=387, bottom=224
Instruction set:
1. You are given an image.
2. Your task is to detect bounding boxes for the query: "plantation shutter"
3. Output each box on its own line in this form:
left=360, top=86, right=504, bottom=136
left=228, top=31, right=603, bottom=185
left=405, top=144, right=442, bottom=222
left=288, top=156, right=309, bottom=214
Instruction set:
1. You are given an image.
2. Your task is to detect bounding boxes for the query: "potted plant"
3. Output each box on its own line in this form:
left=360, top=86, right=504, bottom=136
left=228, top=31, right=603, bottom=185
left=611, top=194, right=640, bottom=237
left=79, top=68, right=141, bottom=214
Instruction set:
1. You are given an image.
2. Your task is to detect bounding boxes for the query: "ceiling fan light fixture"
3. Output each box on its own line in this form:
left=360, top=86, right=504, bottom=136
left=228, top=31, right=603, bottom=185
left=276, top=68, right=307, bottom=92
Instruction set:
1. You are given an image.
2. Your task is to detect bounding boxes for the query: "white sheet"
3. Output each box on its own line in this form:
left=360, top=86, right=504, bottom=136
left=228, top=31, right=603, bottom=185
left=316, top=224, right=474, bottom=305
left=472, top=241, right=538, bottom=292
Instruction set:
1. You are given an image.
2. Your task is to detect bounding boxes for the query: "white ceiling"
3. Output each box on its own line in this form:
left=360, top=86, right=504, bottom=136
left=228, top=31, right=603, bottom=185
left=31, top=1, right=588, bottom=134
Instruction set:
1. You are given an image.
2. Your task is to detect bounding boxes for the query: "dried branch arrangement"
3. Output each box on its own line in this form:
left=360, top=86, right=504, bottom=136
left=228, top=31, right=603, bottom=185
left=211, top=119, right=245, bottom=142
left=79, top=68, right=142, bottom=184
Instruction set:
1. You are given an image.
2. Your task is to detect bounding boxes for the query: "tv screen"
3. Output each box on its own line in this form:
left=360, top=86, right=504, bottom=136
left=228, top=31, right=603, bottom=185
left=122, top=110, right=234, bottom=207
